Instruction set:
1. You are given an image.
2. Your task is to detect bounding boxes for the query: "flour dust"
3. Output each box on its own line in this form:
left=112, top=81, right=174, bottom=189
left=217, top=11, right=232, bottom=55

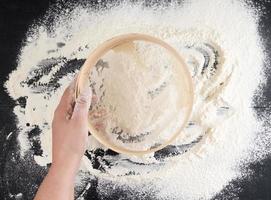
left=5, top=0, right=271, bottom=199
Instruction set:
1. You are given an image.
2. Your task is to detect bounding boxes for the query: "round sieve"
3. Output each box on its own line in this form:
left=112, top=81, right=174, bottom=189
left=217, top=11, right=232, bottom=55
left=75, top=33, right=193, bottom=156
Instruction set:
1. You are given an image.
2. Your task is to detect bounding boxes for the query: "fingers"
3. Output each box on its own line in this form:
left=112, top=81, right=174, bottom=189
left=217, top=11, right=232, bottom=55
left=54, top=77, right=77, bottom=118
left=89, top=108, right=109, bottom=131
left=71, top=87, right=92, bottom=122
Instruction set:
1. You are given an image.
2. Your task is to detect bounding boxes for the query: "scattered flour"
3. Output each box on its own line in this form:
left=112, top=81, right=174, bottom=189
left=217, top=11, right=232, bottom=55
left=5, top=0, right=271, bottom=199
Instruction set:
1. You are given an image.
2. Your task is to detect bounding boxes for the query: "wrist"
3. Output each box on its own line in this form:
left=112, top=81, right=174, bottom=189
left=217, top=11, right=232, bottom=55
left=49, top=162, right=78, bottom=181
left=51, top=154, right=82, bottom=178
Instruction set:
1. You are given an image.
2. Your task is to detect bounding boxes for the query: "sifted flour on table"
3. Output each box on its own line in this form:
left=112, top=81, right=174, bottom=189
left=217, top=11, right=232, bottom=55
left=5, top=0, right=271, bottom=199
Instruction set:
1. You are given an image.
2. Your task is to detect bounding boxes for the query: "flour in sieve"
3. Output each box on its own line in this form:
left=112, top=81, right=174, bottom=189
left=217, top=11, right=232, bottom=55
left=87, top=41, right=189, bottom=151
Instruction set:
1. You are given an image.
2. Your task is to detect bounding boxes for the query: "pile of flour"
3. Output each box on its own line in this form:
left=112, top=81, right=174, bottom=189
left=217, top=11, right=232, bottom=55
left=5, top=0, right=271, bottom=199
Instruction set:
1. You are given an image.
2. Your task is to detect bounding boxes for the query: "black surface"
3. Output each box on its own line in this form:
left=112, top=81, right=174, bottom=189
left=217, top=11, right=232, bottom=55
left=0, top=0, right=271, bottom=200
left=0, top=1, right=51, bottom=199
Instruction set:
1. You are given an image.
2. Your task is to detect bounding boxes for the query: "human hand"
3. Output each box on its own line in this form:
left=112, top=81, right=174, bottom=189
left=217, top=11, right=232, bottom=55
left=34, top=79, right=92, bottom=200
left=51, top=79, right=92, bottom=174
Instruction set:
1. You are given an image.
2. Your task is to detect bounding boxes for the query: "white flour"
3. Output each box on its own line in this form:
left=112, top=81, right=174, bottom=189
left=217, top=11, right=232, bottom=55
left=88, top=41, right=189, bottom=151
left=5, top=0, right=271, bottom=199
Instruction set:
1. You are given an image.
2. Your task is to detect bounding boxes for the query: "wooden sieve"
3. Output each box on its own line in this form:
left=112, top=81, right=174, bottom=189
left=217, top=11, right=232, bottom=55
left=75, top=33, right=194, bottom=156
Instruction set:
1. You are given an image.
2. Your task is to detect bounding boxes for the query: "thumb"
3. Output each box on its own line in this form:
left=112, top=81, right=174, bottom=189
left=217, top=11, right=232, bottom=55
left=72, top=87, right=92, bottom=121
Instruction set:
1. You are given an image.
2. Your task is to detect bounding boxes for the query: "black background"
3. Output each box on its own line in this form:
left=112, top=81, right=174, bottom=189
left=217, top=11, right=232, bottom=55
left=0, top=0, right=270, bottom=199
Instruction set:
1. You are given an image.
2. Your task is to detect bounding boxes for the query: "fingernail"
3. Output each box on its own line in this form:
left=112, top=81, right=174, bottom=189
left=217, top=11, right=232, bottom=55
left=81, top=87, right=92, bottom=98
left=79, top=87, right=92, bottom=106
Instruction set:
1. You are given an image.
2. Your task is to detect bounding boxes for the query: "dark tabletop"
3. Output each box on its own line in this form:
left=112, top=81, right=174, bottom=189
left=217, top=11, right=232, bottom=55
left=0, top=0, right=271, bottom=200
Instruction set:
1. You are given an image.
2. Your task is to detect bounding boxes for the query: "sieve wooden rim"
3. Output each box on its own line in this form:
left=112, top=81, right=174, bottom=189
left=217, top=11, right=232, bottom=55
left=75, top=33, right=194, bottom=156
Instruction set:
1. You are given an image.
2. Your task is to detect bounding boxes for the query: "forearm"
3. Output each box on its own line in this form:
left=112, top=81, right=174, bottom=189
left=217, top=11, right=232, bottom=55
left=34, top=161, right=79, bottom=200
